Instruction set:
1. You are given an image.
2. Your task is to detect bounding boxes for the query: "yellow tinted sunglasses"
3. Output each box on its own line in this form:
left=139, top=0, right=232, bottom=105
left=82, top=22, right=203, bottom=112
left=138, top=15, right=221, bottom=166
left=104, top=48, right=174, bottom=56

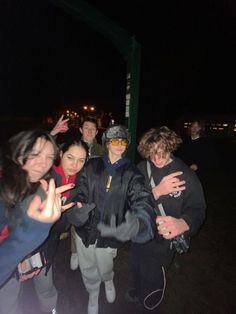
left=110, top=139, right=128, bottom=146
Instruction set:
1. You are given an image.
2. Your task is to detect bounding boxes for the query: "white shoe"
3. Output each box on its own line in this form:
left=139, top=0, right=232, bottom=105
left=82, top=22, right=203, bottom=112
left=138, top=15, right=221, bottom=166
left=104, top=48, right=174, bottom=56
left=104, top=280, right=116, bottom=303
left=70, top=253, right=79, bottom=270
left=88, top=291, right=99, bottom=314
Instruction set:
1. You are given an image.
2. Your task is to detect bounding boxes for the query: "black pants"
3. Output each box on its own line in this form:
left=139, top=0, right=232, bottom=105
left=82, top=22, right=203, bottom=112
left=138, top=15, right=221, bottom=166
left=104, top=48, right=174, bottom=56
left=130, top=243, right=165, bottom=314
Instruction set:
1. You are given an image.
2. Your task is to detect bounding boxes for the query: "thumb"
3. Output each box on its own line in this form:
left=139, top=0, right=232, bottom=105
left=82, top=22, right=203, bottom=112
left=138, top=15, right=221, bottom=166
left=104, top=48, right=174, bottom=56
left=62, top=202, right=75, bottom=212
left=125, top=211, right=132, bottom=221
left=110, top=214, right=116, bottom=228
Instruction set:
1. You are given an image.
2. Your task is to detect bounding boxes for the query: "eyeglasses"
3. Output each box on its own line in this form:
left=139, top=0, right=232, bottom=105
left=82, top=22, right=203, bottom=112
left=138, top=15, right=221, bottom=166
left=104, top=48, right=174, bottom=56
left=110, top=139, right=128, bottom=146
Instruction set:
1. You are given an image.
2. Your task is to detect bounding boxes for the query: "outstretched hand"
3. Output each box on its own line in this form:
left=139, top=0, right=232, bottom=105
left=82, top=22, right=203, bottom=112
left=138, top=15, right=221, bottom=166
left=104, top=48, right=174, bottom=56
left=97, top=211, right=139, bottom=242
left=27, top=179, right=75, bottom=223
left=66, top=202, right=96, bottom=226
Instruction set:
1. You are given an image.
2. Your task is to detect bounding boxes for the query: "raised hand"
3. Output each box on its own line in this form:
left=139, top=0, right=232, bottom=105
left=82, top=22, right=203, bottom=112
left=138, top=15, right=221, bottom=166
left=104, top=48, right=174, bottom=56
left=152, top=171, right=186, bottom=200
left=39, top=179, right=75, bottom=212
left=50, top=114, right=69, bottom=136
left=27, top=179, right=75, bottom=223
left=27, top=179, right=61, bottom=223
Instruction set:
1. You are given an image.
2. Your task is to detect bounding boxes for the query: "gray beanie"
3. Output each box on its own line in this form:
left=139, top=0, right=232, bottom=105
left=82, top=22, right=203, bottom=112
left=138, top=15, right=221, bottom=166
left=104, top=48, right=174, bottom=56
left=102, top=125, right=131, bottom=144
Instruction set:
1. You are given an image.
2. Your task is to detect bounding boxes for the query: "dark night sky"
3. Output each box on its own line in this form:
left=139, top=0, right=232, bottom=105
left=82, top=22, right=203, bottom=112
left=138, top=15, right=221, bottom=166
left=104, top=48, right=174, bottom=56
left=0, top=0, right=236, bottom=129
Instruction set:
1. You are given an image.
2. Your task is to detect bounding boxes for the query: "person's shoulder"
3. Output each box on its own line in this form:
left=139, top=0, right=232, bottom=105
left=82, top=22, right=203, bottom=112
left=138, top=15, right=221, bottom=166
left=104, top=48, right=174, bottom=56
left=173, top=156, right=202, bottom=181
left=86, top=156, right=103, bottom=169
left=172, top=156, right=192, bottom=172
left=135, top=160, right=148, bottom=176
left=91, top=140, right=105, bottom=156
left=92, top=139, right=101, bottom=147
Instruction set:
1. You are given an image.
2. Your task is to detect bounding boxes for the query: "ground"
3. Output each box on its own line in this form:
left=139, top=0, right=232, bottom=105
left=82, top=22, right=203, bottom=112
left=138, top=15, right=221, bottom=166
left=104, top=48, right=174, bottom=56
left=23, top=138, right=236, bottom=314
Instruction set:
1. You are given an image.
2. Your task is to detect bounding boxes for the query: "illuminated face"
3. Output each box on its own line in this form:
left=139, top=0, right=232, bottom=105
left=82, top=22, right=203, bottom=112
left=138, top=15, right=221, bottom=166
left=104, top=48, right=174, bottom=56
left=61, top=145, right=87, bottom=177
left=150, top=150, right=171, bottom=168
left=108, top=138, right=127, bottom=158
left=22, top=137, right=55, bottom=182
left=80, top=121, right=97, bottom=144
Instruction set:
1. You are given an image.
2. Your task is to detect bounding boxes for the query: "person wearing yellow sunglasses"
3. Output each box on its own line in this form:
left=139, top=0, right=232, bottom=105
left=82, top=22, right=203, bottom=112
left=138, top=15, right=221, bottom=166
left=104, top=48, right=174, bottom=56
left=72, top=124, right=156, bottom=314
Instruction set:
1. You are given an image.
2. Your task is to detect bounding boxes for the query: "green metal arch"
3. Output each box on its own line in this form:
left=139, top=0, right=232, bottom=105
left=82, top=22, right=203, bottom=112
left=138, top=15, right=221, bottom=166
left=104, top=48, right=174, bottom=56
left=51, top=0, right=141, bottom=160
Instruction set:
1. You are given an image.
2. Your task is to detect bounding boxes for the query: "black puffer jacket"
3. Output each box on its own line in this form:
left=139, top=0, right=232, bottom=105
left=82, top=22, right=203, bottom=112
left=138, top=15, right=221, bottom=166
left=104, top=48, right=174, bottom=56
left=74, top=156, right=156, bottom=249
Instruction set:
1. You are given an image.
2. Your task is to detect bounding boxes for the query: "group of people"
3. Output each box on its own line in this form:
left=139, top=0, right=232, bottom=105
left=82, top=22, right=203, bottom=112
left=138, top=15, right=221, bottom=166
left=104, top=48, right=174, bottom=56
left=0, top=115, right=207, bottom=314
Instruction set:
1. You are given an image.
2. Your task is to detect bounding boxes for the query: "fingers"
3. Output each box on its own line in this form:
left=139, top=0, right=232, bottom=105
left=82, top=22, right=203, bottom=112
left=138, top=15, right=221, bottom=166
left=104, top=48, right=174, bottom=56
left=61, top=202, right=75, bottom=212
left=59, top=115, right=69, bottom=125
left=46, top=178, right=56, bottom=208
left=166, top=171, right=183, bottom=179
left=165, top=173, right=186, bottom=191
left=125, top=211, right=133, bottom=222
left=56, top=183, right=75, bottom=194
left=156, top=216, right=179, bottom=238
left=62, top=118, right=70, bottom=124
left=110, top=215, right=116, bottom=228
left=42, top=179, right=60, bottom=221
left=19, top=269, right=40, bottom=282
left=27, top=179, right=62, bottom=223
left=58, top=115, right=64, bottom=122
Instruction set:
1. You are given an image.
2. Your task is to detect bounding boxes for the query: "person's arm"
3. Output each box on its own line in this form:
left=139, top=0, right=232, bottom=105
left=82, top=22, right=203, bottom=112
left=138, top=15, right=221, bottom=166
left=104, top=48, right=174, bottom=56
left=0, top=180, right=74, bottom=286
left=0, top=212, right=53, bottom=286
left=157, top=171, right=206, bottom=239
left=50, top=115, right=69, bottom=136
left=98, top=168, right=156, bottom=244
left=127, top=170, right=156, bottom=243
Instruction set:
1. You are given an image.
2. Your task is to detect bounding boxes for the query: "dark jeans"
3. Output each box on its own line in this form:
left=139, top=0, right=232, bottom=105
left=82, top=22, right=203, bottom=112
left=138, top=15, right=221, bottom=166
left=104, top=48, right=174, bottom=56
left=130, top=243, right=165, bottom=314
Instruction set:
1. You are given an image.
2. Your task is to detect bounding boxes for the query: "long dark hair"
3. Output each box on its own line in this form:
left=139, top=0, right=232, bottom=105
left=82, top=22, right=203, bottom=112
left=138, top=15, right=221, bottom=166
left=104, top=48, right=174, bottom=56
left=54, top=138, right=89, bottom=166
left=0, top=129, right=58, bottom=228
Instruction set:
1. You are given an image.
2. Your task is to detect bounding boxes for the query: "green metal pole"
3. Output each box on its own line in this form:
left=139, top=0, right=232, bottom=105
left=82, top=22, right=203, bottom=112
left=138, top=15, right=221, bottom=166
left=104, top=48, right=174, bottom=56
left=51, top=0, right=141, bottom=161
left=126, top=38, right=141, bottom=161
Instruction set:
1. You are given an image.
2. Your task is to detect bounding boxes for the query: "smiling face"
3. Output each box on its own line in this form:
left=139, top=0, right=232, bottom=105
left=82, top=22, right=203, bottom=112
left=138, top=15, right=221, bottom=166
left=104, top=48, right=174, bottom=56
left=60, top=144, right=87, bottom=177
left=22, top=137, right=55, bottom=182
left=80, top=121, right=98, bottom=144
